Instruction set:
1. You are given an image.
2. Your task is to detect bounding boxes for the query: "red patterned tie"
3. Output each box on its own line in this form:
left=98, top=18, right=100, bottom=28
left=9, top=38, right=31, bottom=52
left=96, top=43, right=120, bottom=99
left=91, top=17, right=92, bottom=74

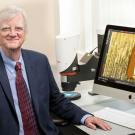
left=15, top=62, right=40, bottom=135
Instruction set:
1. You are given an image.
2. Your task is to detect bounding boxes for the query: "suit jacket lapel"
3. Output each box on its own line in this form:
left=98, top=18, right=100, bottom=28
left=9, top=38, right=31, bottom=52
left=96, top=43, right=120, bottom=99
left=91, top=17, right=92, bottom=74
left=0, top=54, right=17, bottom=115
left=22, top=50, right=39, bottom=116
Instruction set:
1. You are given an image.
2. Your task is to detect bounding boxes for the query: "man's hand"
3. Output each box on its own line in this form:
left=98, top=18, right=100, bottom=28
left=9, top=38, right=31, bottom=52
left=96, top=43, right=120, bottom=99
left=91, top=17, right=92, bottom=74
left=84, top=116, right=112, bottom=131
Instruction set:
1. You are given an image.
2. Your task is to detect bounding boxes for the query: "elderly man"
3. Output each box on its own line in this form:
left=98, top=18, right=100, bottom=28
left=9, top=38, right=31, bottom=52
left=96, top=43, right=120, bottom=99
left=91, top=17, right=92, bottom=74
left=0, top=5, right=111, bottom=135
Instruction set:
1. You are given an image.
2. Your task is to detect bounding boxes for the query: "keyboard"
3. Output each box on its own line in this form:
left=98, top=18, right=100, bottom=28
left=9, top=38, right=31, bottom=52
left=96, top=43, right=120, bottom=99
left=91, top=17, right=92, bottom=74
left=93, top=107, right=135, bottom=130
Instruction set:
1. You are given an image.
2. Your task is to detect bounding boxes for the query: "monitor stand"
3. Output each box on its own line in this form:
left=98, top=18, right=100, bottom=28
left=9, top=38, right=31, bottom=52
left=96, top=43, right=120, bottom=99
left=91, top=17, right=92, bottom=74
left=88, top=91, right=98, bottom=96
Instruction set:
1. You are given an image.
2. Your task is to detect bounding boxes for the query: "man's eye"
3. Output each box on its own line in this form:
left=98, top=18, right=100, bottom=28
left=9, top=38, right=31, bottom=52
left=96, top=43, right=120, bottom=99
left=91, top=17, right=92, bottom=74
left=1, top=27, right=10, bottom=31
left=15, top=27, right=24, bottom=31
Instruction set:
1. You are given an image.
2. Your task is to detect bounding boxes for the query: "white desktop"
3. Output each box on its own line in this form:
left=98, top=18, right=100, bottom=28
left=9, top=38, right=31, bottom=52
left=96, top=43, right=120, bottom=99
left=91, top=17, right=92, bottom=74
left=74, top=80, right=135, bottom=135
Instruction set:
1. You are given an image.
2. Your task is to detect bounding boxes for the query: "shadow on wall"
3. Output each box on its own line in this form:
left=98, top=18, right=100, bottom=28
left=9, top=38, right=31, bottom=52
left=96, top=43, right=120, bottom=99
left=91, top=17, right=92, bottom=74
left=23, top=1, right=57, bottom=65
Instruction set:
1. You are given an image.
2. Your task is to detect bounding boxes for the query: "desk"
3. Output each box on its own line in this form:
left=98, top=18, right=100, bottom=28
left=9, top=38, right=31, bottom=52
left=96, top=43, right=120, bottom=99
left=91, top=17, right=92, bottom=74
left=72, top=81, right=135, bottom=135
left=72, top=80, right=111, bottom=106
left=77, top=100, right=135, bottom=135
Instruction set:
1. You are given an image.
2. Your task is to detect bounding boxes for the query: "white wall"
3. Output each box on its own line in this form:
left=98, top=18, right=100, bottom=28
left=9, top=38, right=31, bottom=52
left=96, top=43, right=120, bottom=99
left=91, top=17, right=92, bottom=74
left=97, top=0, right=135, bottom=30
left=0, top=0, right=57, bottom=65
left=57, top=0, right=84, bottom=52
left=58, top=0, right=81, bottom=35
left=84, top=0, right=135, bottom=49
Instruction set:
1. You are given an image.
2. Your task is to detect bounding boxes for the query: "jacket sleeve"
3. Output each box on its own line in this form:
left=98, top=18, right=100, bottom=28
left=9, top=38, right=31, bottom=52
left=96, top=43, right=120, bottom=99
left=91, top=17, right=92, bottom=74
left=44, top=56, right=90, bottom=124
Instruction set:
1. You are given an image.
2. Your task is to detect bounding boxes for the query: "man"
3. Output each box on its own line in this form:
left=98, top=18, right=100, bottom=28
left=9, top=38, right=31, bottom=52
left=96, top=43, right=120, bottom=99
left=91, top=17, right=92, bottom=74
left=0, top=5, right=111, bottom=135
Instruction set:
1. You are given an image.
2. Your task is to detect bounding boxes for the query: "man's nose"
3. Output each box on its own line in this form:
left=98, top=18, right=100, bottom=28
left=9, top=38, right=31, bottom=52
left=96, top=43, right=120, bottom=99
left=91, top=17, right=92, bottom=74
left=9, top=29, right=17, bottom=37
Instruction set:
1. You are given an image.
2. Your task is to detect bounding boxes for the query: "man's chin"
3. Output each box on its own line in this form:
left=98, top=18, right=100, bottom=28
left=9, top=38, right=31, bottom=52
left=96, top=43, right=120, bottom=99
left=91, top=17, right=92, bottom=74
left=7, top=46, right=21, bottom=52
left=10, top=47, right=21, bottom=51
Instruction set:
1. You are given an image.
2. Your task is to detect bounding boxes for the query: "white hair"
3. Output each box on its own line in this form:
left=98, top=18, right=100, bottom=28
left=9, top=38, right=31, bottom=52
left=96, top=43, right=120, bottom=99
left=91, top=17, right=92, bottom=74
left=0, top=5, right=27, bottom=31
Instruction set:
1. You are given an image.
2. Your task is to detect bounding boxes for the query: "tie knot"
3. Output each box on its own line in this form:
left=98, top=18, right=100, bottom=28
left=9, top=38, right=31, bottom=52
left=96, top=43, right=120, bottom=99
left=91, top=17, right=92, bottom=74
left=15, top=62, right=22, bottom=71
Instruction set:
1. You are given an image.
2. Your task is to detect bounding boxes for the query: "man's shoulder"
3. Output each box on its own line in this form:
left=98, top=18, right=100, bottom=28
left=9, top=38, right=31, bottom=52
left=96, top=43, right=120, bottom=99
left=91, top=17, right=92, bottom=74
left=22, top=49, right=48, bottom=59
left=21, top=49, right=50, bottom=65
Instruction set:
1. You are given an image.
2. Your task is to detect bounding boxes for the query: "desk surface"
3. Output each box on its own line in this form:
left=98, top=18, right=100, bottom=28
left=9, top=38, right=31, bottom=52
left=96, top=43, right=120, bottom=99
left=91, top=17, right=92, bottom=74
left=72, top=81, right=135, bottom=135
left=78, top=100, right=135, bottom=135
left=72, top=80, right=111, bottom=106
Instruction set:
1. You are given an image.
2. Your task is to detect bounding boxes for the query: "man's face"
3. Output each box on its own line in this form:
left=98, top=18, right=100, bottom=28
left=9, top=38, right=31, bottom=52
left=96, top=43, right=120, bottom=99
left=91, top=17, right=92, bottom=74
left=0, top=13, right=25, bottom=52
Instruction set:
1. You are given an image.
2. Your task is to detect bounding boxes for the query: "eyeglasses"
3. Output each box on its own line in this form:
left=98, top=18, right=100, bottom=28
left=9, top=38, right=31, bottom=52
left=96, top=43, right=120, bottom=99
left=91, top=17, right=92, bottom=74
left=0, top=26, right=25, bottom=33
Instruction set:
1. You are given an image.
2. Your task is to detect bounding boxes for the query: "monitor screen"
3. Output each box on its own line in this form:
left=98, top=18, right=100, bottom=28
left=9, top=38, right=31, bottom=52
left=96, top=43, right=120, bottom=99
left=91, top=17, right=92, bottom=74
left=92, top=25, right=135, bottom=102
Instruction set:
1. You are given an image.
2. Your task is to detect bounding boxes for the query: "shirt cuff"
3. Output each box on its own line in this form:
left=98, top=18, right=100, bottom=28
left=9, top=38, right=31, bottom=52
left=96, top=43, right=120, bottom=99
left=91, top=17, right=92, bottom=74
left=80, top=114, right=93, bottom=124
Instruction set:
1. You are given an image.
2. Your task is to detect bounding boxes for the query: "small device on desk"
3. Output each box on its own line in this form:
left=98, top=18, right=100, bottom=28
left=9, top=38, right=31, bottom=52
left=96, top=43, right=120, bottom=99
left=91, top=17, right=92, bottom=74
left=60, top=48, right=99, bottom=100
left=91, top=25, right=135, bottom=130
left=55, top=34, right=102, bottom=100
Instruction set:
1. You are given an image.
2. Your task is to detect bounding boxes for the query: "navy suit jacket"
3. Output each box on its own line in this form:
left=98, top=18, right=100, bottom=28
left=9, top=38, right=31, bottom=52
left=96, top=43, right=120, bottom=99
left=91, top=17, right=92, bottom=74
left=0, top=49, right=88, bottom=135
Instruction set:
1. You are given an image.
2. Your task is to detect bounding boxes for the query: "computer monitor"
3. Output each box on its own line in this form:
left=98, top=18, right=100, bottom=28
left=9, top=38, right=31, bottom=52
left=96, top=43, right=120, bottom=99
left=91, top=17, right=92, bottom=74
left=92, top=25, right=135, bottom=102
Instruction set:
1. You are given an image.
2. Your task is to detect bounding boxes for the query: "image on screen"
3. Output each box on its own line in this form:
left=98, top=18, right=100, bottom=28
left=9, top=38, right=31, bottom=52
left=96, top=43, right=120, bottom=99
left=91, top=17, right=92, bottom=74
left=98, top=29, right=135, bottom=87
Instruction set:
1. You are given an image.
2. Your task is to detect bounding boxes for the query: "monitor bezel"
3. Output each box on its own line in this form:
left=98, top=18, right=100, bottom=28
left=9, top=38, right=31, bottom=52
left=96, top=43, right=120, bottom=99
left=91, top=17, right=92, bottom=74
left=94, top=25, right=135, bottom=93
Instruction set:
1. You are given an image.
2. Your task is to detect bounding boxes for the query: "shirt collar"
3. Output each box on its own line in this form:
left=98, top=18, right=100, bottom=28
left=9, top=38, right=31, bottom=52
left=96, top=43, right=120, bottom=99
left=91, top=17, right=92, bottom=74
left=0, top=49, right=24, bottom=73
